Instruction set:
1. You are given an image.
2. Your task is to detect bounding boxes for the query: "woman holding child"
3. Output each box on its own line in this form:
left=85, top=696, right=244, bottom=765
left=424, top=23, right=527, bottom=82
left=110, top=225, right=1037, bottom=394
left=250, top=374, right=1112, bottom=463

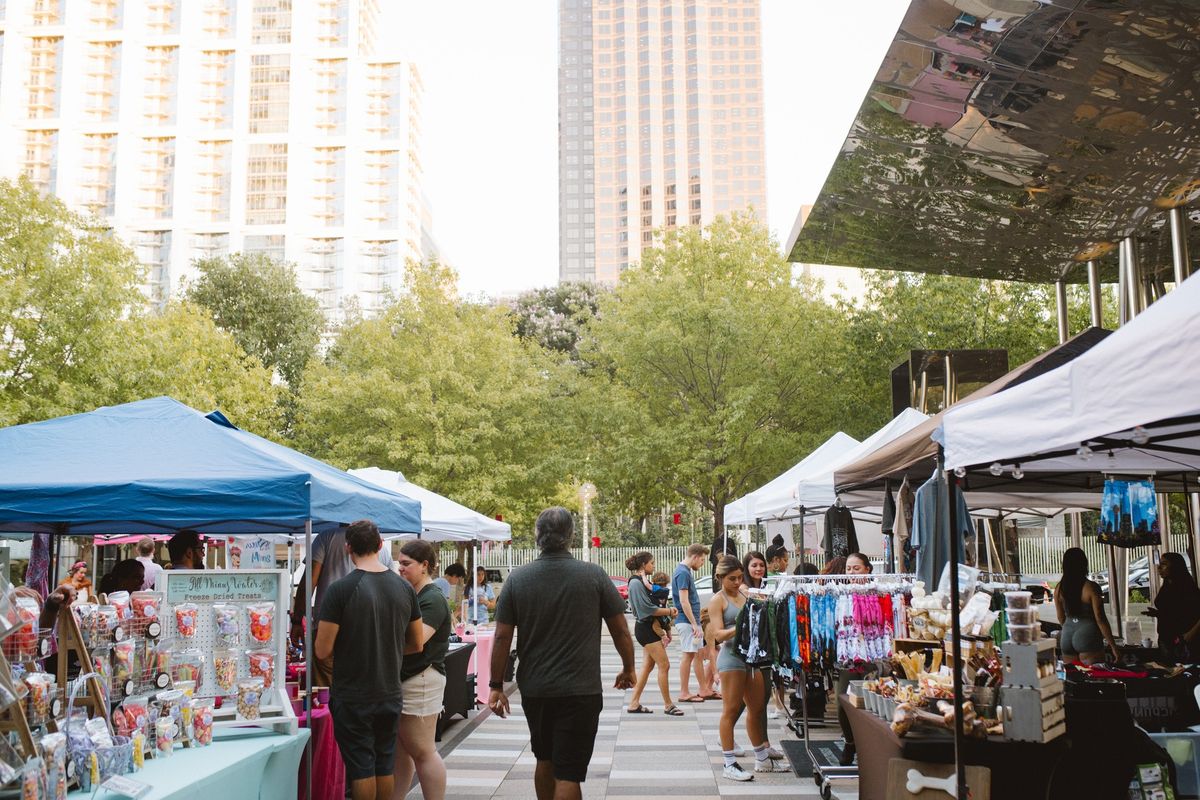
left=625, top=551, right=682, bottom=715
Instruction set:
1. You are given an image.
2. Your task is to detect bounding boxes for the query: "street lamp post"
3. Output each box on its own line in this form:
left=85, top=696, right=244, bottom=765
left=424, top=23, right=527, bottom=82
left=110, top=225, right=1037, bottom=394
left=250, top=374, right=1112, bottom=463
left=580, top=482, right=597, bottom=563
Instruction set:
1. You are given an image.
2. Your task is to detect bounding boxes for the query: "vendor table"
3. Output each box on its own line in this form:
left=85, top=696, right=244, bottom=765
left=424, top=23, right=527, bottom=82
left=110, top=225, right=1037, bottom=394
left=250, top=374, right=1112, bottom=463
left=298, top=706, right=343, bottom=800
left=459, top=628, right=495, bottom=706
left=70, top=728, right=310, bottom=800
left=839, top=697, right=1064, bottom=800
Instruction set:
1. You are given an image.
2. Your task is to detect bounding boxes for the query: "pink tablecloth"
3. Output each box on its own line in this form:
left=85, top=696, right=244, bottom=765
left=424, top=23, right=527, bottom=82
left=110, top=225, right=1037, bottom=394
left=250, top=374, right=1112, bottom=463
left=460, top=629, right=495, bottom=705
left=298, top=706, right=344, bottom=800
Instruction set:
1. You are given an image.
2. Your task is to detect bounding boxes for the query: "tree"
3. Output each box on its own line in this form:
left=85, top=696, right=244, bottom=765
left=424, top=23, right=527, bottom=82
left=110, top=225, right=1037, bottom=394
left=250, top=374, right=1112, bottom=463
left=95, top=302, right=282, bottom=437
left=0, top=177, right=143, bottom=425
left=583, top=213, right=857, bottom=538
left=510, top=282, right=606, bottom=367
left=185, top=252, right=323, bottom=388
left=294, top=261, right=572, bottom=537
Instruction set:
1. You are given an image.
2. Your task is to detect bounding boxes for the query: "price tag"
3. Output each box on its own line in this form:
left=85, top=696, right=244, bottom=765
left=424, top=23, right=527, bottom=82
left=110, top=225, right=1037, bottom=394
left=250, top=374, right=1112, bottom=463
left=147, top=621, right=161, bottom=638
left=99, top=774, right=152, bottom=799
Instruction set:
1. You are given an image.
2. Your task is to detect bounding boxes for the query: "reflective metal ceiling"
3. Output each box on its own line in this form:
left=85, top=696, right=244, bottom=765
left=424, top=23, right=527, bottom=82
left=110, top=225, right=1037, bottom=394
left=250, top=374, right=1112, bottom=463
left=788, top=0, right=1200, bottom=283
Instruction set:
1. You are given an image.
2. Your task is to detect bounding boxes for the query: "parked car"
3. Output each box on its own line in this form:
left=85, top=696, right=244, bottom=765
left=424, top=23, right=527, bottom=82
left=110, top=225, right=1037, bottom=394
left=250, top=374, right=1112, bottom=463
left=610, top=576, right=631, bottom=612
left=695, top=575, right=714, bottom=608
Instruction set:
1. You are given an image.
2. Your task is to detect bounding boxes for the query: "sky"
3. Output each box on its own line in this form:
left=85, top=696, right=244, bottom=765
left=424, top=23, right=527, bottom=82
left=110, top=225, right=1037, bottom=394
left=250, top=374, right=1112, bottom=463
left=388, top=1, right=911, bottom=298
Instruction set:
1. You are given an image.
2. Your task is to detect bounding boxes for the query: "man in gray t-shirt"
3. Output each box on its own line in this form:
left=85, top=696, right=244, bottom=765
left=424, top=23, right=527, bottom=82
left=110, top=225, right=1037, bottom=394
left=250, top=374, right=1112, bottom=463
left=490, top=507, right=634, bottom=795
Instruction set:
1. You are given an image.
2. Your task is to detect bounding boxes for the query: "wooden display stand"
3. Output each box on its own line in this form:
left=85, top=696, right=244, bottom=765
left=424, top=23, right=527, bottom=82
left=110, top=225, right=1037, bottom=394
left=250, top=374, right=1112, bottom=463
left=52, top=603, right=110, bottom=729
left=0, top=655, right=36, bottom=759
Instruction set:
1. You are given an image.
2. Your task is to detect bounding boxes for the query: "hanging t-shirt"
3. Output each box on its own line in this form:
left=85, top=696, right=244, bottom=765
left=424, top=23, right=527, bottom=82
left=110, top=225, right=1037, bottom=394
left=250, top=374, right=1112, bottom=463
left=911, top=473, right=972, bottom=590
left=822, top=505, right=858, bottom=558
left=895, top=477, right=916, bottom=571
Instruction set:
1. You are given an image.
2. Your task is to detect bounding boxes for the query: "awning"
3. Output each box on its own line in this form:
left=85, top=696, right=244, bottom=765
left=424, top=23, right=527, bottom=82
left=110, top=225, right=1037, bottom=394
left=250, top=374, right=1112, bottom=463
left=724, top=432, right=860, bottom=525
left=349, top=467, right=511, bottom=542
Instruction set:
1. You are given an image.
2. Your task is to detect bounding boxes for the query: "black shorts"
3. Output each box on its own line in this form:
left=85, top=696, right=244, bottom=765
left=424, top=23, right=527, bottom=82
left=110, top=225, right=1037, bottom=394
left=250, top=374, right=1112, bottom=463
left=521, top=694, right=603, bottom=782
left=329, top=696, right=403, bottom=781
left=634, top=619, right=662, bottom=647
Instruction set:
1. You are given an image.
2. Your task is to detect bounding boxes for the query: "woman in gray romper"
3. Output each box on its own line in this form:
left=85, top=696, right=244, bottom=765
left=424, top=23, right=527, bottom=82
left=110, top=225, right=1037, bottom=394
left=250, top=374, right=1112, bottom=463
left=1055, top=547, right=1120, bottom=664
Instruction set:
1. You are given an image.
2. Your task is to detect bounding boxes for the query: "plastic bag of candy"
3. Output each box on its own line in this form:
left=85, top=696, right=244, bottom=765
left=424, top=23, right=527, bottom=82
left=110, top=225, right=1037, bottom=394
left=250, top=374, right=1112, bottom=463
left=247, top=649, right=275, bottom=689
left=172, top=603, right=198, bottom=639
left=191, top=699, right=214, bottom=746
left=237, top=678, right=264, bottom=720
left=213, top=603, right=241, bottom=646
left=130, top=592, right=162, bottom=637
left=107, top=592, right=132, bottom=624
left=169, top=648, right=204, bottom=687
left=3, top=595, right=39, bottom=662
left=213, top=649, right=238, bottom=694
left=247, top=603, right=274, bottom=644
left=111, top=640, right=136, bottom=684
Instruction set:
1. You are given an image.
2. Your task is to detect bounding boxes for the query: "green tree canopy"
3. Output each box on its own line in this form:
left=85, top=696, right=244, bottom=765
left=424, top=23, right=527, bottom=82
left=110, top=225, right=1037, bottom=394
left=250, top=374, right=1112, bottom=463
left=294, top=261, right=571, bottom=536
left=510, top=281, right=606, bottom=367
left=0, top=177, right=143, bottom=425
left=583, top=213, right=856, bottom=536
left=185, top=252, right=323, bottom=388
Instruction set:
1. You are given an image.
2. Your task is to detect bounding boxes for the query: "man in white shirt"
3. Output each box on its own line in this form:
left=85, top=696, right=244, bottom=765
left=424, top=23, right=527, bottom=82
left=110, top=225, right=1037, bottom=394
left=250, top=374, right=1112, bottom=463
left=136, top=537, right=164, bottom=591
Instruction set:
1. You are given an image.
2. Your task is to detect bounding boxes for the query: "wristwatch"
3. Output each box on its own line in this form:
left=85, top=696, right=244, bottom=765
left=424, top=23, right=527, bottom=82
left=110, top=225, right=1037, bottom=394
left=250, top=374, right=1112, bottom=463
left=488, top=680, right=504, bottom=690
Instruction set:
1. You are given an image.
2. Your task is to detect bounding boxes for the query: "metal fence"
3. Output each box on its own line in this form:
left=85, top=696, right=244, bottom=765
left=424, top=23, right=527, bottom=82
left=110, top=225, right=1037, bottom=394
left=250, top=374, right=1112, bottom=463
left=439, top=545, right=692, bottom=577
left=1016, top=533, right=1194, bottom=580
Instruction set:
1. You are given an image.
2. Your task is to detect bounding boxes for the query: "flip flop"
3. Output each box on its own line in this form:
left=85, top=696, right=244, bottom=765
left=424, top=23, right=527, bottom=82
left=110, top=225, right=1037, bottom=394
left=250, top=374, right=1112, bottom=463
left=677, top=695, right=706, bottom=703
left=699, top=692, right=723, bottom=700
left=664, top=705, right=685, bottom=716
left=626, top=705, right=653, bottom=714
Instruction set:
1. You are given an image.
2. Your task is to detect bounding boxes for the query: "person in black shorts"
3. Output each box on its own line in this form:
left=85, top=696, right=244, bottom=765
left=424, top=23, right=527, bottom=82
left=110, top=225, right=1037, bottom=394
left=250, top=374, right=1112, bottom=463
left=489, top=507, right=635, bottom=800
left=316, top=520, right=424, bottom=800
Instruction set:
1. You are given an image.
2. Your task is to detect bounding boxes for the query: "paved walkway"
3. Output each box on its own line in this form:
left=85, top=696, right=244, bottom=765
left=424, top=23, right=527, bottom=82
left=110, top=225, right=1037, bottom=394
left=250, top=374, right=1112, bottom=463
left=412, top=622, right=859, bottom=800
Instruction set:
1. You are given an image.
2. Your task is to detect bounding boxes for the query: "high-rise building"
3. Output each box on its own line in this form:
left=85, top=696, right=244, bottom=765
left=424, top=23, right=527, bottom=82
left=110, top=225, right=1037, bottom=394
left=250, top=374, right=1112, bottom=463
left=558, top=0, right=767, bottom=284
left=0, top=0, right=429, bottom=319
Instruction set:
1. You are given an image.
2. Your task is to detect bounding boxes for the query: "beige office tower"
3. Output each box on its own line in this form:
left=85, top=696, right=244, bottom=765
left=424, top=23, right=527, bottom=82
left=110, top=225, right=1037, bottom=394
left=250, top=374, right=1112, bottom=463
left=0, top=0, right=431, bottom=320
left=558, top=0, right=767, bottom=285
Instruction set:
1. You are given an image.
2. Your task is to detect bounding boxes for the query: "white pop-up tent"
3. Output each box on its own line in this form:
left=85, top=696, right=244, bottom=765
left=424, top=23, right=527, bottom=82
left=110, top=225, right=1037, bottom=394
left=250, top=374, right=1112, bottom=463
left=349, top=467, right=511, bottom=541
left=940, top=273, right=1200, bottom=477
left=724, top=432, right=860, bottom=525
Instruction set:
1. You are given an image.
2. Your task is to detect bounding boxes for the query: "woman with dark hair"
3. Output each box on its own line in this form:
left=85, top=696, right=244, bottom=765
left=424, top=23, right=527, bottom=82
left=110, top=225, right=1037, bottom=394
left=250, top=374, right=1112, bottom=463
left=1146, top=552, right=1200, bottom=660
left=395, top=540, right=450, bottom=800
left=765, top=535, right=789, bottom=575
left=741, top=552, right=768, bottom=591
left=845, top=553, right=872, bottom=576
left=793, top=562, right=820, bottom=576
left=98, top=559, right=145, bottom=597
left=710, top=532, right=739, bottom=583
left=820, top=556, right=847, bottom=575
left=1055, top=547, right=1119, bottom=664
left=626, top=551, right=681, bottom=715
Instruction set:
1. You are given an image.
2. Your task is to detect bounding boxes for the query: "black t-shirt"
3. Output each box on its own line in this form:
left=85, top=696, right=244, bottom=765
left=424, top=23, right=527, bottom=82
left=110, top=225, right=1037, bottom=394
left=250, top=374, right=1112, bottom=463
left=319, top=569, right=420, bottom=703
left=401, top=583, right=451, bottom=681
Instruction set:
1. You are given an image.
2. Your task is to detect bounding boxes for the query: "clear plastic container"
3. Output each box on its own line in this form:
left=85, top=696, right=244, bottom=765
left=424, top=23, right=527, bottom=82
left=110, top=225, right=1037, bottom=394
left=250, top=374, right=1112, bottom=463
left=1006, top=608, right=1037, bottom=625
left=1004, top=591, right=1032, bottom=609
left=237, top=678, right=264, bottom=720
left=1007, top=623, right=1037, bottom=644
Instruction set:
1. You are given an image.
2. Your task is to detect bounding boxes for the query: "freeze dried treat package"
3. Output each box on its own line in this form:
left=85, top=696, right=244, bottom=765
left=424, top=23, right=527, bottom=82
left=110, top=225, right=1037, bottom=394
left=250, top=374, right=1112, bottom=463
left=247, top=604, right=274, bottom=644
left=237, top=678, right=264, bottom=720
left=213, top=604, right=241, bottom=646
left=247, top=649, right=275, bottom=688
left=172, top=603, right=198, bottom=639
left=213, top=649, right=237, bottom=694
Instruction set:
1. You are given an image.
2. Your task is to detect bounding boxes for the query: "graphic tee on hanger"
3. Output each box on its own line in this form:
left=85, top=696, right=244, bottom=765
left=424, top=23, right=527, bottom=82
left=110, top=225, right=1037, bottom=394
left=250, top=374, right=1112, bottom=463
left=1098, top=478, right=1159, bottom=548
left=823, top=505, right=858, bottom=559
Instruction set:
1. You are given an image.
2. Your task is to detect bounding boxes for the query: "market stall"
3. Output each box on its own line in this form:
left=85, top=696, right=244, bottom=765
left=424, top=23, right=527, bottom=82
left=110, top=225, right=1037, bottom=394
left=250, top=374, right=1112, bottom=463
left=0, top=397, right=423, bottom=800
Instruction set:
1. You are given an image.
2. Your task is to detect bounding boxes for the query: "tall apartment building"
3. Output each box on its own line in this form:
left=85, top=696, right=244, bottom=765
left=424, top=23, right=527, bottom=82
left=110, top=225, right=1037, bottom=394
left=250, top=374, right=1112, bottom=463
left=0, top=0, right=429, bottom=318
left=558, top=0, right=767, bottom=284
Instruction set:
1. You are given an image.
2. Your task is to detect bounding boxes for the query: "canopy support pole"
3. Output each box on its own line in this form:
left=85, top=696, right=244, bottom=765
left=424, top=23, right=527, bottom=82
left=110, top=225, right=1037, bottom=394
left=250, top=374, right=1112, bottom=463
left=1087, top=260, right=1103, bottom=327
left=303, top=517, right=313, bottom=800
left=938, top=446, right=967, bottom=800
left=1189, top=494, right=1200, bottom=590
left=1054, top=279, right=1069, bottom=343
left=1170, top=207, right=1191, bottom=285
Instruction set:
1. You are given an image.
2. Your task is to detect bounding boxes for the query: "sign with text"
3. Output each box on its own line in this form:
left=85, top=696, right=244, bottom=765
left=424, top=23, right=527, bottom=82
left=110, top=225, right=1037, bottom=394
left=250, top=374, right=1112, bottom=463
left=164, top=570, right=281, bottom=605
left=229, top=536, right=275, bottom=570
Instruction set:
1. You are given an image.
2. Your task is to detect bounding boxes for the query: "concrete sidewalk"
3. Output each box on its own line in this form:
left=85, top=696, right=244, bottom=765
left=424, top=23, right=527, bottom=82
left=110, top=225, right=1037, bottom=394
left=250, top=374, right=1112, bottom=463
left=415, top=623, right=858, bottom=800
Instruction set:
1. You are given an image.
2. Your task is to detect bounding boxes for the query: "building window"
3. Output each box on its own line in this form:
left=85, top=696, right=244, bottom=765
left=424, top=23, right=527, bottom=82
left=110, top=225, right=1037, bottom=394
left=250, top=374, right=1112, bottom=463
left=249, top=53, right=290, bottom=134
left=252, top=0, right=291, bottom=44
left=196, top=139, right=232, bottom=221
left=79, top=133, right=118, bottom=217
left=143, top=46, right=179, bottom=125
left=135, top=231, right=173, bottom=305
left=29, top=0, right=64, bottom=25
left=139, top=137, right=175, bottom=219
left=244, top=234, right=286, bottom=262
left=312, top=147, right=345, bottom=226
left=145, top=0, right=180, bottom=33
left=89, top=0, right=124, bottom=30
left=359, top=240, right=399, bottom=309
left=365, top=61, right=401, bottom=138
left=246, top=143, right=288, bottom=225
left=305, top=238, right=343, bottom=311
left=191, top=232, right=229, bottom=260
left=199, top=50, right=234, bottom=128
left=83, top=41, right=121, bottom=121
left=316, top=0, right=348, bottom=46
left=314, top=59, right=347, bottom=135
left=23, top=130, right=58, bottom=193
left=27, top=37, right=63, bottom=119
left=201, top=0, right=235, bottom=37
left=363, top=150, right=399, bottom=229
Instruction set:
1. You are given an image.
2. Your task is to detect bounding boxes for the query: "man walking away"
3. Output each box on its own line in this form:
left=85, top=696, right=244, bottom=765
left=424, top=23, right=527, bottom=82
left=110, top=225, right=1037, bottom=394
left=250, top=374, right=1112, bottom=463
left=316, top=520, right=423, bottom=800
left=673, top=544, right=712, bottom=702
left=489, top=507, right=635, bottom=800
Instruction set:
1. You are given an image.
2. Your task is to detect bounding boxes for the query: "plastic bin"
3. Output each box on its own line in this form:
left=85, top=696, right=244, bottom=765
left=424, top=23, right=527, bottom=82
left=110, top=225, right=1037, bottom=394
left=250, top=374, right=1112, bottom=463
left=1148, top=731, right=1200, bottom=798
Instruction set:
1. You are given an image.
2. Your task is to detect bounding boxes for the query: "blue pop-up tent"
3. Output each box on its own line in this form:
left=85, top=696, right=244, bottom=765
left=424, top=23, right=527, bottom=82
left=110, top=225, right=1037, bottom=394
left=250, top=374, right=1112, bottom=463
left=0, top=396, right=421, bottom=534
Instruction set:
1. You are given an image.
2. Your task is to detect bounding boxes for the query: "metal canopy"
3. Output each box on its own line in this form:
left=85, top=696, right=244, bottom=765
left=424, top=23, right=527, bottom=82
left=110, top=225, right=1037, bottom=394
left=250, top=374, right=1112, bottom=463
left=787, top=0, right=1200, bottom=283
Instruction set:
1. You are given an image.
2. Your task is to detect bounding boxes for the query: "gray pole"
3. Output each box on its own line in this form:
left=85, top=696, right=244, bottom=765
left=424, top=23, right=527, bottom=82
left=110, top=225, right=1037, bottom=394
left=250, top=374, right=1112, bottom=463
left=1087, top=260, right=1103, bottom=327
left=1170, top=207, right=1191, bottom=285
left=1192, top=495, right=1200, bottom=590
left=1054, top=279, right=1069, bottom=343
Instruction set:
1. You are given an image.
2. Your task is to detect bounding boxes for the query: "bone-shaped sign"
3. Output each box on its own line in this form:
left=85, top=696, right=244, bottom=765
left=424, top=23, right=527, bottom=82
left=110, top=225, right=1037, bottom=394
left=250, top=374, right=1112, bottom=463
left=906, top=768, right=957, bottom=798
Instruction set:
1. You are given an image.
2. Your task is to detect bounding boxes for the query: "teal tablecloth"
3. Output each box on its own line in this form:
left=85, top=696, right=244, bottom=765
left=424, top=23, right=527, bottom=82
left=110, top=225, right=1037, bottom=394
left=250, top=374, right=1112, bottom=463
left=69, top=728, right=311, bottom=800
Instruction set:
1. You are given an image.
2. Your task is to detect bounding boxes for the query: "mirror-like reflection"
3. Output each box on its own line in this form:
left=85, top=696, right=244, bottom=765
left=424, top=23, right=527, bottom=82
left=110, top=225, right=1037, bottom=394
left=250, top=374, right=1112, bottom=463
left=789, top=0, right=1200, bottom=282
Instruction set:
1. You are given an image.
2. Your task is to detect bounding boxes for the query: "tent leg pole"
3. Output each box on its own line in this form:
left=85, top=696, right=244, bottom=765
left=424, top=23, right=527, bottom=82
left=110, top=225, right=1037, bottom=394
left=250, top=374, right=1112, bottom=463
left=304, top=518, right=313, bottom=800
left=1189, top=494, right=1200, bottom=590
left=939, top=446, right=966, bottom=800
left=1055, top=279, right=1069, bottom=343
left=1171, top=207, right=1191, bottom=285
left=1087, top=260, right=1103, bottom=327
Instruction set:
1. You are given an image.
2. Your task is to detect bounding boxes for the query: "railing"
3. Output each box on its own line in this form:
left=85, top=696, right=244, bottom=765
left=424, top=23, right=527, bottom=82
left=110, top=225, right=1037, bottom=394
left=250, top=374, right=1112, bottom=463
left=1015, top=532, right=1195, bottom=581
left=437, top=545, right=694, bottom=578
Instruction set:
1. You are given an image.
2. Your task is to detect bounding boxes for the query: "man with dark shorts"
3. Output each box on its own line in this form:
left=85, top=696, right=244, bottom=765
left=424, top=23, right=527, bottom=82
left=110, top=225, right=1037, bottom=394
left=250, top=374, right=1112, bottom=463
left=489, top=507, right=635, bottom=800
left=316, top=520, right=423, bottom=800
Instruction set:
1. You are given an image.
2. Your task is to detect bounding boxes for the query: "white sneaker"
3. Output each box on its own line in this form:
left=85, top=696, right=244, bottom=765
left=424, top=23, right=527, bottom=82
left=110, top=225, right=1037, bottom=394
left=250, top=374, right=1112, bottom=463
left=731, top=744, right=746, bottom=757
left=768, top=708, right=781, bottom=719
left=723, top=763, right=754, bottom=782
left=766, top=746, right=785, bottom=760
left=754, top=758, right=790, bottom=773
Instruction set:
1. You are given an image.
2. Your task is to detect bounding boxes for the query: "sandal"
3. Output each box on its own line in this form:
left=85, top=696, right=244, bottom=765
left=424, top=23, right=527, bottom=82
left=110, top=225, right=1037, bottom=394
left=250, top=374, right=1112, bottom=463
left=664, top=705, right=685, bottom=716
left=677, top=695, right=705, bottom=703
left=626, top=705, right=653, bottom=714
left=699, top=691, right=723, bottom=700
